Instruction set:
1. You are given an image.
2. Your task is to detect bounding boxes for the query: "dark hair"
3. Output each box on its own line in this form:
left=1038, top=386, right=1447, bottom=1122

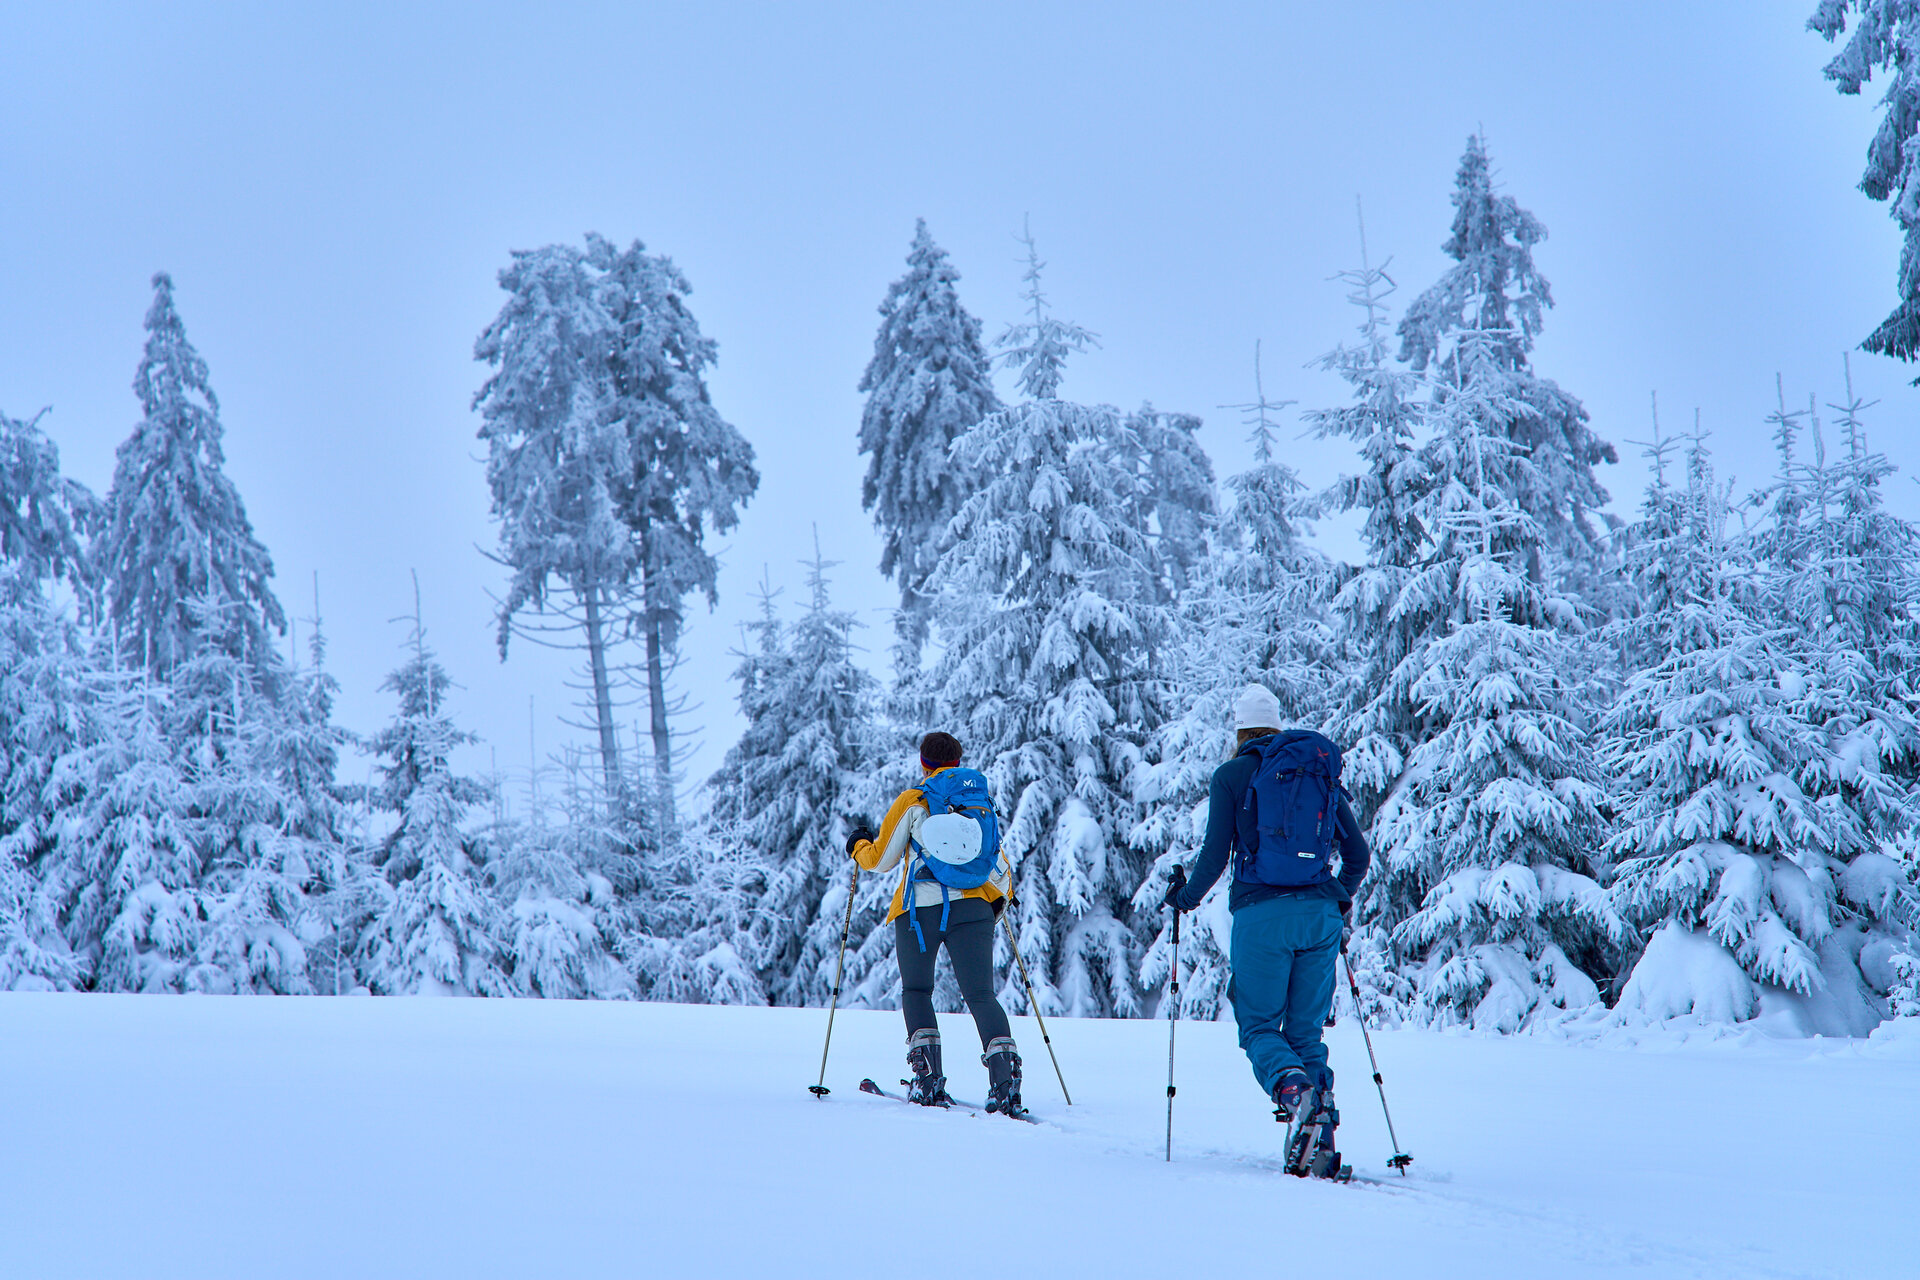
left=1236, top=727, right=1279, bottom=749
left=919, top=731, right=963, bottom=767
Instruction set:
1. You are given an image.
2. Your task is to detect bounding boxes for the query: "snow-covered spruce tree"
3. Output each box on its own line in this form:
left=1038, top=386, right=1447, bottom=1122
left=1602, top=392, right=1920, bottom=1034
left=857, top=220, right=1002, bottom=676
left=477, top=242, right=642, bottom=806
left=486, top=748, right=640, bottom=1000
left=1809, top=369, right=1920, bottom=999
left=40, top=657, right=201, bottom=992
left=166, top=588, right=354, bottom=996
left=86, top=270, right=347, bottom=988
left=591, top=234, right=758, bottom=809
left=1298, top=226, right=1436, bottom=1017
left=154, top=595, right=316, bottom=993
left=627, top=669, right=766, bottom=1009
left=271, top=605, right=359, bottom=994
left=1, top=406, right=97, bottom=589
left=357, top=600, right=508, bottom=996
left=1774, top=376, right=1920, bottom=967
left=926, top=231, right=1171, bottom=1018
left=1397, top=138, right=1620, bottom=613
left=1767, top=368, right=1920, bottom=729
left=1765, top=370, right=1920, bottom=745
left=1302, top=221, right=1433, bottom=845
left=478, top=236, right=757, bottom=819
left=1810, top=2, right=1920, bottom=371
left=95, top=273, right=285, bottom=678
left=1623, top=374, right=1920, bottom=1033
left=1113, top=403, right=1217, bottom=601
left=707, top=545, right=886, bottom=1005
left=992, top=220, right=1100, bottom=404
left=1367, top=330, right=1624, bottom=1030
left=1604, top=423, right=1828, bottom=1025
left=1133, top=350, right=1335, bottom=1019
left=0, top=406, right=96, bottom=988
left=5, top=400, right=217, bottom=993
left=635, top=817, right=768, bottom=1006
left=0, top=573, right=89, bottom=990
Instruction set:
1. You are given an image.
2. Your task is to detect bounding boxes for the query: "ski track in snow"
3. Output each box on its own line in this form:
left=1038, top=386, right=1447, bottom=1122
left=0, top=995, right=1911, bottom=1280
left=958, top=1092, right=1836, bottom=1280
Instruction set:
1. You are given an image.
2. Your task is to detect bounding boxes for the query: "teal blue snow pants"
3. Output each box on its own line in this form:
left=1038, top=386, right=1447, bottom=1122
left=1229, top=894, right=1343, bottom=1096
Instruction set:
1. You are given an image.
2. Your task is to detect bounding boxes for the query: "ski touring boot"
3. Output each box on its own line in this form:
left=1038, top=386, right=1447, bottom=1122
left=1301, top=1087, right=1354, bottom=1182
left=982, top=1037, right=1025, bottom=1118
left=904, top=1028, right=952, bottom=1107
left=1271, top=1069, right=1311, bottom=1121
left=1273, top=1070, right=1319, bottom=1173
left=1275, top=1070, right=1353, bottom=1182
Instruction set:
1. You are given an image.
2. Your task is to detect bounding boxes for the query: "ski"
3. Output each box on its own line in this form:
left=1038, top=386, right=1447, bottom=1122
left=857, top=1078, right=1041, bottom=1124
left=1308, top=1165, right=1367, bottom=1186
left=987, top=1103, right=1042, bottom=1125
left=984, top=1097, right=1042, bottom=1124
left=858, top=1077, right=955, bottom=1108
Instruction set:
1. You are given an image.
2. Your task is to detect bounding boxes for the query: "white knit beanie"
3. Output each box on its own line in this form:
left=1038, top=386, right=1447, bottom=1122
left=1233, top=683, right=1283, bottom=731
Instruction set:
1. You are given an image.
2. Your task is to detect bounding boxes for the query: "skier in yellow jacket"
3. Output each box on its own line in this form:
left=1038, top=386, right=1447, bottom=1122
left=846, top=731, right=1022, bottom=1113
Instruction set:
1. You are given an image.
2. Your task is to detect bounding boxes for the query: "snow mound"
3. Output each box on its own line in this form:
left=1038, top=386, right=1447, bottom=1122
left=1616, top=921, right=1759, bottom=1024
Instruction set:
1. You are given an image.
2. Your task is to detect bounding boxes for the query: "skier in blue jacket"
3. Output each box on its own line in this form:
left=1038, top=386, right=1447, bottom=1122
left=1163, top=684, right=1370, bottom=1129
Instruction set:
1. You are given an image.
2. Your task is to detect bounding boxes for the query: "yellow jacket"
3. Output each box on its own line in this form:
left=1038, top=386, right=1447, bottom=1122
left=850, top=767, right=1012, bottom=923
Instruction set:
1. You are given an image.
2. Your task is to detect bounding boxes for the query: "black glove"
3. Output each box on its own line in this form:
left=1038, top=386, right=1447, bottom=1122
left=1162, top=864, right=1189, bottom=912
left=991, top=894, right=1007, bottom=918
left=1338, top=897, right=1352, bottom=916
left=844, top=826, right=875, bottom=856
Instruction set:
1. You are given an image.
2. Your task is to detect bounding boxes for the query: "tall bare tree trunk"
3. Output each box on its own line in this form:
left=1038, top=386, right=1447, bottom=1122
left=582, top=582, right=624, bottom=809
left=643, top=570, right=675, bottom=826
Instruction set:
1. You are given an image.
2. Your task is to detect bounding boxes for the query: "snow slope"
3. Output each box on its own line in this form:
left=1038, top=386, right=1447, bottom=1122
left=0, top=995, right=1912, bottom=1279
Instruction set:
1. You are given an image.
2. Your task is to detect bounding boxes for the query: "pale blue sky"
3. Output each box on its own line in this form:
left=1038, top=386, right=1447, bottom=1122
left=1, top=2, right=1908, bottom=799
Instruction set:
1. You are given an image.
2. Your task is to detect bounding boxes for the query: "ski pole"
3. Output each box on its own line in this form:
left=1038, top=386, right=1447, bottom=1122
left=1339, top=939, right=1413, bottom=1173
left=1164, top=863, right=1187, bottom=1162
left=1001, top=896, right=1072, bottom=1105
left=809, top=863, right=859, bottom=1098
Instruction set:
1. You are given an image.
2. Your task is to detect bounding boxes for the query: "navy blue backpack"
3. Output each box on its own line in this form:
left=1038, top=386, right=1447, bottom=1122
left=905, top=767, right=1003, bottom=951
left=1233, top=730, right=1346, bottom=888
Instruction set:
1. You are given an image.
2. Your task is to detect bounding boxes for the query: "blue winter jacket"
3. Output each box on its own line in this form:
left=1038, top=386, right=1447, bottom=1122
left=1170, top=744, right=1370, bottom=913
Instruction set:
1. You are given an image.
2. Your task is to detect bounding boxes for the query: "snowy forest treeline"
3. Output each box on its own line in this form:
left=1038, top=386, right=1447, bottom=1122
left=6, top=116, right=1920, bottom=1033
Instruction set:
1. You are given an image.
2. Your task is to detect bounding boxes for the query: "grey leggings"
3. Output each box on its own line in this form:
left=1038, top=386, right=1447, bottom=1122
left=895, top=897, right=1011, bottom=1049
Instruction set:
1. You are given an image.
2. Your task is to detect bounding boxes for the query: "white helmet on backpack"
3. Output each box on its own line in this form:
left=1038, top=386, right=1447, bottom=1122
left=916, top=811, right=985, bottom=865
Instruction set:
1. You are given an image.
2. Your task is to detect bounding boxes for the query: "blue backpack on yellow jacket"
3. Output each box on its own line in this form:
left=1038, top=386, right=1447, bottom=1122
left=905, top=768, right=1001, bottom=951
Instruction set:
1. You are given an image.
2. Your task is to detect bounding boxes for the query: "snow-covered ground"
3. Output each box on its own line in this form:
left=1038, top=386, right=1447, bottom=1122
left=1, top=995, right=1913, bottom=1279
